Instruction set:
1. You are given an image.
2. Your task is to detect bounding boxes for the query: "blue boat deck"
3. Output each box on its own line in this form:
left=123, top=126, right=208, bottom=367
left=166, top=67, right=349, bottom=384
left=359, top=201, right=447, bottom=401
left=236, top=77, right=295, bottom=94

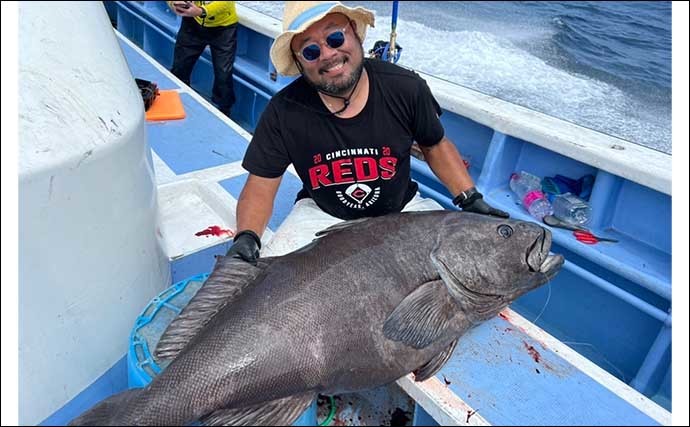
left=118, top=37, right=305, bottom=281
left=100, top=30, right=671, bottom=426
left=401, top=309, right=669, bottom=426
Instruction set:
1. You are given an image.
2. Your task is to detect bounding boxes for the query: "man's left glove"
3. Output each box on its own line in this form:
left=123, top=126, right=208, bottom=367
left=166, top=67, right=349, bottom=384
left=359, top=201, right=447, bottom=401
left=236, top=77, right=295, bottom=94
left=453, top=186, right=509, bottom=218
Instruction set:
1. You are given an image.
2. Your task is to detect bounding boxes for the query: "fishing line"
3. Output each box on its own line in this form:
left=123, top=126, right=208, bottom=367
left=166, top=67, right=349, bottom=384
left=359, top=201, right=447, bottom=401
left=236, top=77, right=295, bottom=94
left=532, top=282, right=551, bottom=324
left=561, top=341, right=627, bottom=382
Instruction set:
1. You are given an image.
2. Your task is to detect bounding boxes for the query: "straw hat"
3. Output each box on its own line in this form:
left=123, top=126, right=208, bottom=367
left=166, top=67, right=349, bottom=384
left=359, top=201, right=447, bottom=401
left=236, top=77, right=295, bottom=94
left=270, top=1, right=375, bottom=76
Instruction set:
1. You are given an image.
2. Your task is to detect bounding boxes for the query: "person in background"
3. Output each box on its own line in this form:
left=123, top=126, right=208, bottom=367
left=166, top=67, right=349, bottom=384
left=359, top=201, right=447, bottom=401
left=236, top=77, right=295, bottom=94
left=168, top=1, right=238, bottom=117
left=226, top=1, right=508, bottom=263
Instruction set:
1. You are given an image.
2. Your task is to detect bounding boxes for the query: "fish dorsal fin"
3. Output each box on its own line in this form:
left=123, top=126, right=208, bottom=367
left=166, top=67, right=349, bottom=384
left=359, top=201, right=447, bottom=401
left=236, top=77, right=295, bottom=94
left=154, top=256, right=274, bottom=361
left=383, top=279, right=458, bottom=349
left=413, top=338, right=459, bottom=382
left=314, top=217, right=370, bottom=237
left=200, top=392, right=315, bottom=426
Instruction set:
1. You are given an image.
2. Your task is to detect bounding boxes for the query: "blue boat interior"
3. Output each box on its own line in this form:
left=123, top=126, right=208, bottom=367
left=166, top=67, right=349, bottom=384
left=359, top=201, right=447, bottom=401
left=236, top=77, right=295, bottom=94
left=42, top=2, right=672, bottom=425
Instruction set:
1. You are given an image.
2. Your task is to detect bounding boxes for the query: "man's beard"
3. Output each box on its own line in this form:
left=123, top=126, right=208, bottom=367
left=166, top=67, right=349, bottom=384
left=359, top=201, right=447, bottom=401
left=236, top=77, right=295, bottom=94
left=307, top=49, right=365, bottom=96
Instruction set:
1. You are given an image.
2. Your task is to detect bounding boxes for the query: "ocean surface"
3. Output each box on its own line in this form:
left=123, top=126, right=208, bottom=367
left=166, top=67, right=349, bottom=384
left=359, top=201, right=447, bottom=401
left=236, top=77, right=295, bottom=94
left=238, top=1, right=672, bottom=154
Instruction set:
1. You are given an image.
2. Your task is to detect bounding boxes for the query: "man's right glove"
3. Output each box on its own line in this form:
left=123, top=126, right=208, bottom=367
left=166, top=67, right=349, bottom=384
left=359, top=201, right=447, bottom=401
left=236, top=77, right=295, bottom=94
left=226, top=230, right=261, bottom=265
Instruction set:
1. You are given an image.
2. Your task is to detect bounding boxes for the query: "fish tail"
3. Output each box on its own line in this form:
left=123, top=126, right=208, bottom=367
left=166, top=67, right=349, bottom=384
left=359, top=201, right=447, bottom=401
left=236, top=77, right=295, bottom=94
left=68, top=388, right=142, bottom=426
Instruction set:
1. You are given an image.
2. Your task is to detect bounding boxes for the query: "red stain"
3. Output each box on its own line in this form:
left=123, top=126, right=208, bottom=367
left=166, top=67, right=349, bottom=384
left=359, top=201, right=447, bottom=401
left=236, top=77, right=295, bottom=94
left=498, top=312, right=510, bottom=321
left=504, top=327, right=513, bottom=332
left=463, top=159, right=471, bottom=169
left=195, top=225, right=234, bottom=238
left=523, top=341, right=541, bottom=363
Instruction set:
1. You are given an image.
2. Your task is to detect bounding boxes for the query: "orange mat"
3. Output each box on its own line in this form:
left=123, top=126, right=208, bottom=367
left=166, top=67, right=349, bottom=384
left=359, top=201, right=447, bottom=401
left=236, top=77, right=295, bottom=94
left=146, top=90, right=186, bottom=121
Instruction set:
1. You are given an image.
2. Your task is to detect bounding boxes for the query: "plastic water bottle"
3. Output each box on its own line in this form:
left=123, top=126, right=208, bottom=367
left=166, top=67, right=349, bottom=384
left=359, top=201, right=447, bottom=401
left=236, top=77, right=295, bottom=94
left=509, top=171, right=553, bottom=220
left=552, top=193, right=591, bottom=226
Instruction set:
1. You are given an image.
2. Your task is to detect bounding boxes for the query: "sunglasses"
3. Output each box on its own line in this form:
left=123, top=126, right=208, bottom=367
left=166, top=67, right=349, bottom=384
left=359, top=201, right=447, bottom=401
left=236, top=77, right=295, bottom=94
left=294, top=26, right=348, bottom=62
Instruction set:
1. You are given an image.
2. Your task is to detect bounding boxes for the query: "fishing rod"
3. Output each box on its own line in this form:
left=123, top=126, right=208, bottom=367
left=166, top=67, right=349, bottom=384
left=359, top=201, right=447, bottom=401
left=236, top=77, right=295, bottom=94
left=387, top=0, right=399, bottom=63
left=368, top=1, right=402, bottom=63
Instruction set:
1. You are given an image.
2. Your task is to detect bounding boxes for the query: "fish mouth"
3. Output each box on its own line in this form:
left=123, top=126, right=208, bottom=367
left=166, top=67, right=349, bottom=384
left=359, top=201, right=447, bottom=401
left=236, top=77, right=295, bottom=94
left=539, top=253, right=564, bottom=280
left=526, top=229, right=548, bottom=272
left=526, top=229, right=564, bottom=280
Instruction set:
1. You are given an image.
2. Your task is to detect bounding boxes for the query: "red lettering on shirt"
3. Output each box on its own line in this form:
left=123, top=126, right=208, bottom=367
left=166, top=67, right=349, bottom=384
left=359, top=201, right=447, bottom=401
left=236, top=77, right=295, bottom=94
left=309, top=164, right=332, bottom=189
left=379, top=157, right=398, bottom=180
left=354, top=157, right=378, bottom=181
left=332, top=159, right=355, bottom=184
left=308, top=156, right=399, bottom=189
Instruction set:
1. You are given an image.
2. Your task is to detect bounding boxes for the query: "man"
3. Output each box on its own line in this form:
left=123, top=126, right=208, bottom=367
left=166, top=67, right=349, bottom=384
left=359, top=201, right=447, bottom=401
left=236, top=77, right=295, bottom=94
left=168, top=1, right=238, bottom=117
left=227, top=1, right=508, bottom=262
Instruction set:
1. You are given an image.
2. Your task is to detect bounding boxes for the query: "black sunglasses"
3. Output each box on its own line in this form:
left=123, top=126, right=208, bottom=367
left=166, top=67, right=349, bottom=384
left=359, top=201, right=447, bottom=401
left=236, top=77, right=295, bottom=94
left=294, top=26, right=348, bottom=62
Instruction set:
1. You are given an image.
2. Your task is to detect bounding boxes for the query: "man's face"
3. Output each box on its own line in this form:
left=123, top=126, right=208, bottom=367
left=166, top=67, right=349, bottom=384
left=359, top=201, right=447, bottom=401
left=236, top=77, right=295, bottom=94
left=291, top=13, right=364, bottom=96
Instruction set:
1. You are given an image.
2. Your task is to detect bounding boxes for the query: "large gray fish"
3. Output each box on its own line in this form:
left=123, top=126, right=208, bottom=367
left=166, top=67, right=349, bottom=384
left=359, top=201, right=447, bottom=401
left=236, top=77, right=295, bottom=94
left=69, top=211, right=563, bottom=426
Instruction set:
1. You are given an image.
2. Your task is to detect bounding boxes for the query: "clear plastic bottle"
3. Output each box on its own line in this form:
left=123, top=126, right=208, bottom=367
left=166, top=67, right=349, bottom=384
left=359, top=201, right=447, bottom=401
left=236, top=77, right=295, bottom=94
left=552, top=193, right=591, bottom=226
left=509, top=171, right=553, bottom=220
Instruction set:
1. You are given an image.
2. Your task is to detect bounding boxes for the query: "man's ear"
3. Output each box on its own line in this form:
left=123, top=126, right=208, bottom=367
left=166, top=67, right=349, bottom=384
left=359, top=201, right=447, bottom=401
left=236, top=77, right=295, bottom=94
left=292, top=53, right=304, bottom=74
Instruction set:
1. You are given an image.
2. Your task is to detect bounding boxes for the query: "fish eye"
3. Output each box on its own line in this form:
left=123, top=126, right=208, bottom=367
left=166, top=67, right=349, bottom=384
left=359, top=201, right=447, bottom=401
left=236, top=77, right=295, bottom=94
left=497, top=224, right=513, bottom=238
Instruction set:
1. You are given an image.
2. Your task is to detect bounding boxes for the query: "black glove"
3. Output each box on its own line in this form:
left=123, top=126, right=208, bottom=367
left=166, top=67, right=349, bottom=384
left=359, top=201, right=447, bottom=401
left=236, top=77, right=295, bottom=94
left=226, top=230, right=261, bottom=265
left=453, top=186, right=509, bottom=218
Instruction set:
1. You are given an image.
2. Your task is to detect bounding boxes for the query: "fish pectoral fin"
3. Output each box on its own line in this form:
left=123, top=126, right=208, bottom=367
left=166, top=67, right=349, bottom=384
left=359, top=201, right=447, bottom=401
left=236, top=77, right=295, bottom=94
left=199, top=392, right=316, bottom=426
left=155, top=256, right=274, bottom=361
left=383, top=279, right=457, bottom=349
left=413, top=338, right=459, bottom=382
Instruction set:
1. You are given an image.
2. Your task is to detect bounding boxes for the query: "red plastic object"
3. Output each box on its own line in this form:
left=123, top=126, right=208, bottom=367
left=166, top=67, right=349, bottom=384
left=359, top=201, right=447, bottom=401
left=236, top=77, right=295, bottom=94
left=573, top=230, right=619, bottom=244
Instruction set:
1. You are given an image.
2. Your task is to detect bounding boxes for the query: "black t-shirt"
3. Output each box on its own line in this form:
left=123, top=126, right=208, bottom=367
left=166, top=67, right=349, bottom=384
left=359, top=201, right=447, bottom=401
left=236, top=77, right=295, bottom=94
left=242, top=58, right=444, bottom=220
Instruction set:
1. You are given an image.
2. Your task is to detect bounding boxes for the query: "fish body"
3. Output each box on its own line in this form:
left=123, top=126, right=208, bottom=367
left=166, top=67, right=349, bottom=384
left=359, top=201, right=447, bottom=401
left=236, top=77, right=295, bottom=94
left=70, top=211, right=563, bottom=426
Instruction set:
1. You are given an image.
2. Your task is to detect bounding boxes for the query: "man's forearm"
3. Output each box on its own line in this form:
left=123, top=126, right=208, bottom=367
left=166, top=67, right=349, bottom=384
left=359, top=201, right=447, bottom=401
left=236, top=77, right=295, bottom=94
left=235, top=174, right=282, bottom=237
left=236, top=196, right=272, bottom=238
left=420, top=137, right=475, bottom=196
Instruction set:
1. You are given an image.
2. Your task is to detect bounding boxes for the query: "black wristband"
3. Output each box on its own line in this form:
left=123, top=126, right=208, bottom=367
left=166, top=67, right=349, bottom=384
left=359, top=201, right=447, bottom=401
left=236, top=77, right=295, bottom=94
left=453, top=186, right=482, bottom=207
left=233, top=230, right=262, bottom=249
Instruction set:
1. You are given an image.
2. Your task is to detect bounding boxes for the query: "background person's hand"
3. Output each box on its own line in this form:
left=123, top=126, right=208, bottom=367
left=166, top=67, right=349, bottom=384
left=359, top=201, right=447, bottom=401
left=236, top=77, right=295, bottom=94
left=172, top=1, right=203, bottom=18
